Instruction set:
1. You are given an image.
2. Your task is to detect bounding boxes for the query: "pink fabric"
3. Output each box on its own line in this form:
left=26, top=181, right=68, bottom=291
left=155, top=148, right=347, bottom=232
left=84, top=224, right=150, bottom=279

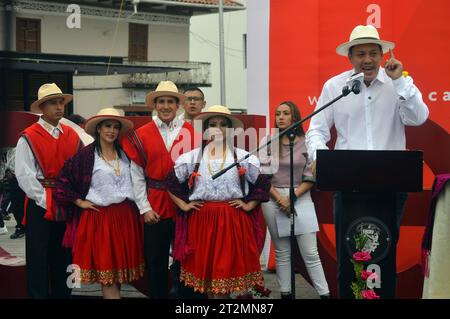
left=173, top=211, right=194, bottom=262
left=248, top=205, right=265, bottom=254
left=421, top=249, right=430, bottom=278
left=260, top=135, right=312, bottom=187
left=61, top=208, right=80, bottom=250
left=432, top=174, right=450, bottom=198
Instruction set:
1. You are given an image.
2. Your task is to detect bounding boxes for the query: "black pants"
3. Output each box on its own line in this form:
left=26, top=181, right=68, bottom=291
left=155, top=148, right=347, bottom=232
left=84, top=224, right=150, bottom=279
left=25, top=199, right=72, bottom=299
left=144, top=218, right=174, bottom=299
left=334, top=192, right=408, bottom=299
left=1, top=191, right=11, bottom=212
left=10, top=181, right=25, bottom=230
left=0, top=191, right=11, bottom=227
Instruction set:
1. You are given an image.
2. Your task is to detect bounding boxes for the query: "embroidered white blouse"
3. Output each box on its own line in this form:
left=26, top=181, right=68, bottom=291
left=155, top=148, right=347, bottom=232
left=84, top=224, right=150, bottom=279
left=85, top=151, right=135, bottom=206
left=174, top=145, right=260, bottom=201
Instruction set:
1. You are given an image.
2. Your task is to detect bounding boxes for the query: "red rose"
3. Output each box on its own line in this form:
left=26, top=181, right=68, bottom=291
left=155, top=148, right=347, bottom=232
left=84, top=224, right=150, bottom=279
left=361, top=270, right=372, bottom=281
left=353, top=251, right=372, bottom=262
left=362, top=289, right=380, bottom=299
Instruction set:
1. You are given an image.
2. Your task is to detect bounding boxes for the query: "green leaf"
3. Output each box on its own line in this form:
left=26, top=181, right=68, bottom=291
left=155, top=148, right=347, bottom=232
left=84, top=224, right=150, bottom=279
left=351, top=282, right=362, bottom=299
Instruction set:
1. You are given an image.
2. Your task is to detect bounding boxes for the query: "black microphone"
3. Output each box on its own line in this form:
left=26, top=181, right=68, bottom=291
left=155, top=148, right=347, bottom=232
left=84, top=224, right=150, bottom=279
left=342, top=85, right=351, bottom=96
left=351, top=80, right=361, bottom=94
left=346, top=72, right=364, bottom=95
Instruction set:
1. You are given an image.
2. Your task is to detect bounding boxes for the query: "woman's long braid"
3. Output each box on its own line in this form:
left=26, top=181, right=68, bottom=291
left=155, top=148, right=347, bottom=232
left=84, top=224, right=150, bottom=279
left=189, top=139, right=207, bottom=195
left=231, top=143, right=246, bottom=197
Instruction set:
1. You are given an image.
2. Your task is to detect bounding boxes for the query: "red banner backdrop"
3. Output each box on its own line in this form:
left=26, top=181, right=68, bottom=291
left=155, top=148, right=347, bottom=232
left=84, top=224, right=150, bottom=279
left=268, top=0, right=450, bottom=298
left=270, top=0, right=449, bottom=133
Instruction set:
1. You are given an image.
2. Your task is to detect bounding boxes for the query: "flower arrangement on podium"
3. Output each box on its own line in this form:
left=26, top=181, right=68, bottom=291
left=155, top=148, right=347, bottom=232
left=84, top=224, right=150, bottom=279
left=351, top=233, right=380, bottom=299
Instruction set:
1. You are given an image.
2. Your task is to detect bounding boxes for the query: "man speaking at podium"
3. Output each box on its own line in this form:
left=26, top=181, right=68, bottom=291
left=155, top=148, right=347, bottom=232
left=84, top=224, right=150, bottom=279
left=305, top=24, right=429, bottom=298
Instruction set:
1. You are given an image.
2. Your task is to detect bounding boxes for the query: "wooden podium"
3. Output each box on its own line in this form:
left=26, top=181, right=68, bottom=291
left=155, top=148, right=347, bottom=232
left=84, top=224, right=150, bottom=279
left=316, top=150, right=423, bottom=298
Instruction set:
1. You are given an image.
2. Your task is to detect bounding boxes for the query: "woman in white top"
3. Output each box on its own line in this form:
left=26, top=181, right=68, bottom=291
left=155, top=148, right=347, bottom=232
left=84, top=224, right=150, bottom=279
left=56, top=108, right=144, bottom=299
left=167, top=105, right=270, bottom=299
left=260, top=101, right=330, bottom=299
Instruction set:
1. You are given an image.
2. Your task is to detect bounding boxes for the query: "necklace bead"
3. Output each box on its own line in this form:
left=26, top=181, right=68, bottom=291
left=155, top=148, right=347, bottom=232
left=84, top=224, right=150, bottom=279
left=207, top=145, right=227, bottom=176
left=101, top=152, right=120, bottom=176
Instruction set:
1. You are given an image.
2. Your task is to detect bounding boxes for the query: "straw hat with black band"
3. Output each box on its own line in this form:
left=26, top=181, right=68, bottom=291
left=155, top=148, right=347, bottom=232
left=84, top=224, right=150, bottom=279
left=84, top=108, right=134, bottom=137
left=336, top=24, right=395, bottom=56
left=30, top=83, right=73, bottom=114
left=194, top=105, right=244, bottom=129
left=145, top=81, right=186, bottom=108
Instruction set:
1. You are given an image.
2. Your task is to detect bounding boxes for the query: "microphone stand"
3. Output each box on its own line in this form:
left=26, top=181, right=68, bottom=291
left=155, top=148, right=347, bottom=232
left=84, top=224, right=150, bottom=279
left=288, top=129, right=297, bottom=299
left=211, top=83, right=359, bottom=299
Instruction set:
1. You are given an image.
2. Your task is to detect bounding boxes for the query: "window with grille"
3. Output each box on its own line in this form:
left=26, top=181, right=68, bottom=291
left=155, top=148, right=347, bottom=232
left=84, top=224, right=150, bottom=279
left=16, top=18, right=41, bottom=53
left=129, top=23, right=148, bottom=61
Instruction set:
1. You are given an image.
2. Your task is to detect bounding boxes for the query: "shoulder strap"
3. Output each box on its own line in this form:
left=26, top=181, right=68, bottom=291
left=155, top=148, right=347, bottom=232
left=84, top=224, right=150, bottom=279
left=233, top=148, right=246, bottom=196
left=128, top=130, right=148, bottom=167
left=21, top=132, right=45, bottom=175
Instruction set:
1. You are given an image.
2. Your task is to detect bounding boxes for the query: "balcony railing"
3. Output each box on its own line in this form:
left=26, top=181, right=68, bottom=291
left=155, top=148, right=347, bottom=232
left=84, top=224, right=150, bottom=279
left=123, top=61, right=211, bottom=88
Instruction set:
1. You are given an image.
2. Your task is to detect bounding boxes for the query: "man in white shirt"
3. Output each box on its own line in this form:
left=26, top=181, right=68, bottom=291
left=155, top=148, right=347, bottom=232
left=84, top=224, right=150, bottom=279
left=305, top=25, right=429, bottom=298
left=15, top=83, right=81, bottom=298
left=122, top=81, right=196, bottom=298
left=178, top=87, right=206, bottom=124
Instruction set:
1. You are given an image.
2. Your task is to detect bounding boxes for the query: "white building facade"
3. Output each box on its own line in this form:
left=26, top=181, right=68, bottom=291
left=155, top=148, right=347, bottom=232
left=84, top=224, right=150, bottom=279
left=0, top=0, right=243, bottom=117
left=189, top=0, right=247, bottom=111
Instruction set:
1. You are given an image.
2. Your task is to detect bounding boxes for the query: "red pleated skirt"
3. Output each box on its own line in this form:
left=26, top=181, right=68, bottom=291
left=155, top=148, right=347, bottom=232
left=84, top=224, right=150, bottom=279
left=180, top=201, right=264, bottom=294
left=73, top=200, right=145, bottom=285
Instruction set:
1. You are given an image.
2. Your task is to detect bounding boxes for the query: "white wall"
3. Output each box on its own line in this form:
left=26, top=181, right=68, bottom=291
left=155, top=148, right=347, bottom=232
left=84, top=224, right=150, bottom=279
left=73, top=74, right=131, bottom=117
left=6, top=7, right=191, bottom=117
left=42, top=15, right=129, bottom=57
left=10, top=12, right=126, bottom=56
left=189, top=0, right=247, bottom=110
left=11, top=10, right=189, bottom=60
left=246, top=0, right=269, bottom=118
left=149, top=24, right=189, bottom=61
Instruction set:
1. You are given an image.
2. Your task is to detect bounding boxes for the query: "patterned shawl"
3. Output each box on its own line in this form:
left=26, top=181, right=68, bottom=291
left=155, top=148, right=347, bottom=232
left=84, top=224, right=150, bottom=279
left=55, top=143, right=96, bottom=249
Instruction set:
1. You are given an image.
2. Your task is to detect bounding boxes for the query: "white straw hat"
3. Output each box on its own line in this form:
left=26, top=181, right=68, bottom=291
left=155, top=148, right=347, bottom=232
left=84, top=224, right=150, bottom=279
left=194, top=105, right=244, bottom=129
left=145, top=81, right=186, bottom=108
left=336, top=25, right=395, bottom=56
left=30, top=83, right=73, bottom=114
left=84, top=108, right=134, bottom=137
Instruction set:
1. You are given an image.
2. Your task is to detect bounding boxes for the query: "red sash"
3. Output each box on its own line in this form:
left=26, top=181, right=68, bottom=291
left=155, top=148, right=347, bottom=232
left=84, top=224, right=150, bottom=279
left=22, top=122, right=81, bottom=222
left=123, top=121, right=197, bottom=219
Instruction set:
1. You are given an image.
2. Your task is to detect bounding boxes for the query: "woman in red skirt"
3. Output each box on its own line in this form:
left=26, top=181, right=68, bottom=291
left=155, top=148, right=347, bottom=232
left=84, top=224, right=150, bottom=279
left=56, top=108, right=144, bottom=299
left=167, top=105, right=270, bottom=298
